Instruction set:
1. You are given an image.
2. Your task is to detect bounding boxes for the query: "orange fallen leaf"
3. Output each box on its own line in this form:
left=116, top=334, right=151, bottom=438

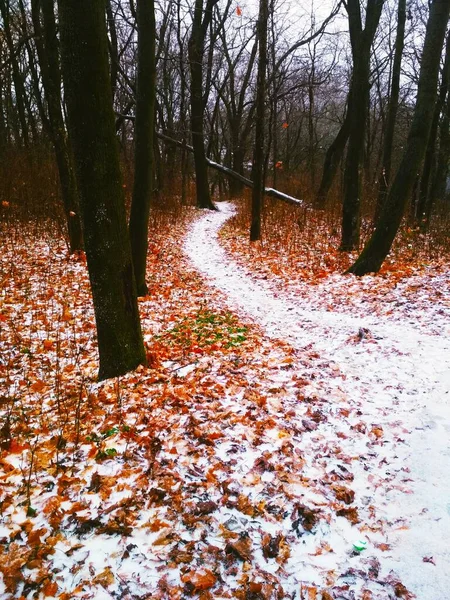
left=42, top=580, right=58, bottom=597
left=8, top=440, right=29, bottom=454
left=182, top=569, right=217, bottom=591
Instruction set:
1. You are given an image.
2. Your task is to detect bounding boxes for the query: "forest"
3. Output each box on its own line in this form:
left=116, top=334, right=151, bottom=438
left=0, top=0, right=450, bottom=598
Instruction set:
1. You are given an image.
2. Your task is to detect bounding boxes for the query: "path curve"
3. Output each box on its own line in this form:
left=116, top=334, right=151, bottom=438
left=184, top=202, right=450, bottom=599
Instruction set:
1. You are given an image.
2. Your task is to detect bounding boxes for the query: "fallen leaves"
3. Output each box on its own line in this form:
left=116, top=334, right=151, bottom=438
left=332, top=484, right=355, bottom=504
left=225, top=533, right=253, bottom=562
left=292, top=503, right=321, bottom=532
left=182, top=568, right=217, bottom=593
left=0, top=210, right=420, bottom=600
left=335, top=506, right=360, bottom=524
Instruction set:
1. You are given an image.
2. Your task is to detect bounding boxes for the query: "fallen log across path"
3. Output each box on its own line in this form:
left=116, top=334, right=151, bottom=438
left=115, top=112, right=303, bottom=208
left=156, top=131, right=303, bottom=207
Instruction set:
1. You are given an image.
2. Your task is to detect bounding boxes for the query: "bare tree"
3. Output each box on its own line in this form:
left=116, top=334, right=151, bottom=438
left=58, top=0, right=146, bottom=379
left=348, top=0, right=450, bottom=275
left=340, top=0, right=385, bottom=251
left=374, top=0, right=406, bottom=221
left=129, top=0, right=156, bottom=296
left=250, top=0, right=269, bottom=241
left=188, top=0, right=219, bottom=210
left=30, top=0, right=83, bottom=252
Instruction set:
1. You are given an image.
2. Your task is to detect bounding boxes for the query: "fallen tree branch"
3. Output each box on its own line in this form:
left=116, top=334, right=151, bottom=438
left=114, top=115, right=303, bottom=207
left=156, top=131, right=303, bottom=207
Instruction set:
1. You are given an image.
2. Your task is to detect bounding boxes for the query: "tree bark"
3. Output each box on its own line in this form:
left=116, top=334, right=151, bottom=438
left=315, top=106, right=351, bottom=208
left=430, top=32, right=450, bottom=211
left=340, top=0, right=384, bottom=251
left=31, top=0, right=83, bottom=253
left=58, top=0, right=146, bottom=380
left=375, top=0, right=406, bottom=221
left=250, top=0, right=269, bottom=241
left=188, top=0, right=219, bottom=210
left=347, top=0, right=450, bottom=276
left=128, top=0, right=156, bottom=297
left=0, top=0, right=30, bottom=147
left=106, top=0, right=119, bottom=100
left=416, top=28, right=450, bottom=229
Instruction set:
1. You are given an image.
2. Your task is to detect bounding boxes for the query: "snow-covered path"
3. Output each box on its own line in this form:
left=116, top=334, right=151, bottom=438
left=184, top=203, right=450, bottom=599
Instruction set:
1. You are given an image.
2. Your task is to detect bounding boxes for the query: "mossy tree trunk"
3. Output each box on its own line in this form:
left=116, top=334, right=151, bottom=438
left=58, top=0, right=146, bottom=380
left=128, top=0, right=156, bottom=297
left=347, top=0, right=450, bottom=276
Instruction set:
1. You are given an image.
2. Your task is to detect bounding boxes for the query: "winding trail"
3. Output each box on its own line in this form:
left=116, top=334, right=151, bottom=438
left=185, top=203, right=450, bottom=599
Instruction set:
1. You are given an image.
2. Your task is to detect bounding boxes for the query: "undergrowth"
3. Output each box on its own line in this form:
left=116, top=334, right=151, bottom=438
left=221, top=186, right=450, bottom=281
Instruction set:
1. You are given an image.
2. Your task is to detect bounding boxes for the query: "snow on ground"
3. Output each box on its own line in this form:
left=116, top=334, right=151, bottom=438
left=1, top=206, right=449, bottom=599
left=184, top=202, right=450, bottom=599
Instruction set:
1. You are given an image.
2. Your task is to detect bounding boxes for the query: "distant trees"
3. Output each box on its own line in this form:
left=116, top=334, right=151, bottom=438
left=375, top=0, right=406, bottom=221
left=188, top=0, right=219, bottom=210
left=30, top=0, right=83, bottom=253
left=1, top=0, right=450, bottom=293
left=58, top=0, right=146, bottom=380
left=250, top=0, right=269, bottom=241
left=348, top=0, right=450, bottom=275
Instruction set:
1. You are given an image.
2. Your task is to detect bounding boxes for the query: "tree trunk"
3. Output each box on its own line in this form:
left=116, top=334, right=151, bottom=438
left=315, top=106, right=351, bottom=208
left=374, top=0, right=406, bottom=221
left=340, top=0, right=384, bottom=251
left=430, top=33, right=450, bottom=210
left=416, top=28, right=450, bottom=229
left=250, top=0, right=269, bottom=241
left=0, top=0, right=30, bottom=147
left=31, top=0, right=83, bottom=253
left=347, top=0, right=450, bottom=276
left=106, top=0, right=119, bottom=100
left=58, top=0, right=146, bottom=380
left=129, top=0, right=156, bottom=297
left=188, top=0, right=218, bottom=210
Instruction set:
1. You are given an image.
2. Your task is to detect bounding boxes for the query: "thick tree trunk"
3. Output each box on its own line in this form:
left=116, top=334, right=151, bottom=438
left=347, top=0, right=450, bottom=276
left=31, top=0, right=83, bottom=253
left=340, top=0, right=384, bottom=250
left=375, top=0, right=406, bottom=221
left=188, top=0, right=218, bottom=210
left=129, top=0, right=156, bottom=297
left=416, top=29, right=450, bottom=229
left=250, top=0, right=269, bottom=241
left=340, top=62, right=370, bottom=249
left=58, top=0, right=146, bottom=380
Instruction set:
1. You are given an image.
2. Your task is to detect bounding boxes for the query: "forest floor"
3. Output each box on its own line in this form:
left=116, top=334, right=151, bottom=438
left=0, top=202, right=449, bottom=600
